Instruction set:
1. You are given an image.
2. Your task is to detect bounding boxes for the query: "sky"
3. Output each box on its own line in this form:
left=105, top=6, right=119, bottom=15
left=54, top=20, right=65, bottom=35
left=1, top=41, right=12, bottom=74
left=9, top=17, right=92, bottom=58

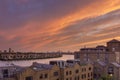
left=0, top=0, right=120, bottom=52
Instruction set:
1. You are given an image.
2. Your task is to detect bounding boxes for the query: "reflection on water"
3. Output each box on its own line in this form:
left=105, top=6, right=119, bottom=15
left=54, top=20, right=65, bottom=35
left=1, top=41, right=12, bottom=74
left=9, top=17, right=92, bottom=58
left=0, top=55, right=74, bottom=67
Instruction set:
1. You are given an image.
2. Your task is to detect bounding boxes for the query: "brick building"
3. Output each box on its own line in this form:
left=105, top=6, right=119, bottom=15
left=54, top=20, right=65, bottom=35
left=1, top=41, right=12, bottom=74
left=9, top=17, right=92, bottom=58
left=0, top=60, right=93, bottom=80
left=74, top=39, right=120, bottom=80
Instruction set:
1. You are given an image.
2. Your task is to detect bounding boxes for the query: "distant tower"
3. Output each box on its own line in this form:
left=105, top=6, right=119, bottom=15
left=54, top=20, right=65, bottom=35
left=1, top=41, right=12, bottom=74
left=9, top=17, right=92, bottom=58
left=4, top=50, right=7, bottom=53
left=107, top=39, right=120, bottom=52
left=9, top=48, right=12, bottom=53
left=107, top=39, right=120, bottom=63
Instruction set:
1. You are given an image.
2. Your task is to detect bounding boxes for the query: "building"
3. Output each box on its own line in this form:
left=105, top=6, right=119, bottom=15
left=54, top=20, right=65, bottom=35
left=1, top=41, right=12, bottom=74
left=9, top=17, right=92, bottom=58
left=16, top=62, right=61, bottom=80
left=0, top=63, right=25, bottom=80
left=0, top=50, right=62, bottom=61
left=93, top=61, right=120, bottom=80
left=50, top=60, right=93, bottom=80
left=0, top=60, right=93, bottom=80
left=74, top=39, right=120, bottom=80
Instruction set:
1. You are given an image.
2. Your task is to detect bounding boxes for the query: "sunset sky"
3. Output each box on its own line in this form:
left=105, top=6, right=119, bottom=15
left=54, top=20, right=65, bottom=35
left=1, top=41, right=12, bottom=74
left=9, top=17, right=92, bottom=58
left=0, top=0, right=120, bottom=52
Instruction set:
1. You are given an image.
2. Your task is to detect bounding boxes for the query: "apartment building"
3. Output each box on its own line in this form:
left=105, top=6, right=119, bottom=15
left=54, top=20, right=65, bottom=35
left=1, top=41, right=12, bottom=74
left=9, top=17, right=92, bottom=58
left=74, top=39, right=120, bottom=80
left=0, top=63, right=25, bottom=80
left=50, top=60, right=93, bottom=80
left=16, top=62, right=61, bottom=80
left=0, top=60, right=93, bottom=80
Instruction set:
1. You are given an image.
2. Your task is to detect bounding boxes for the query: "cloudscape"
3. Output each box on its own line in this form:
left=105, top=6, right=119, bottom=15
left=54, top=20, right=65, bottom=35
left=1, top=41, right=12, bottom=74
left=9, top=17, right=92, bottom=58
left=0, top=0, right=120, bottom=52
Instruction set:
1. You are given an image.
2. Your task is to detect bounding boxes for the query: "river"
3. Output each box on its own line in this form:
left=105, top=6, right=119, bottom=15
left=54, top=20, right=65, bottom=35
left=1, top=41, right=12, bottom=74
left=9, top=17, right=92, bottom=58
left=0, top=55, right=74, bottom=67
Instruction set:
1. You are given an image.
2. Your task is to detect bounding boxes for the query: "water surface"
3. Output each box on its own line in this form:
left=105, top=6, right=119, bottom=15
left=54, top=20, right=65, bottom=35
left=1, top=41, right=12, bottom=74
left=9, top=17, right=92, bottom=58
left=0, top=55, right=74, bottom=67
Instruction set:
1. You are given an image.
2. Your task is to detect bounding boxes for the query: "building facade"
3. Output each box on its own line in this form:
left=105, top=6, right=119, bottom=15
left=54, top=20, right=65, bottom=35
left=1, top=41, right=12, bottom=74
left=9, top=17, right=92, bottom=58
left=0, top=60, right=93, bottom=80
left=50, top=60, right=93, bottom=80
left=16, top=62, right=61, bottom=80
left=74, top=39, right=120, bottom=80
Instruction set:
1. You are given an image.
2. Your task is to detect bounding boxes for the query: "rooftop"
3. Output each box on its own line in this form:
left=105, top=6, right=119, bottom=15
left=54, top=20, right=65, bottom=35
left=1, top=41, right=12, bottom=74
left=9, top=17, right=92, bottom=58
left=97, top=61, right=106, bottom=66
left=111, top=62, right=120, bottom=67
left=31, top=62, right=54, bottom=70
left=108, top=39, right=120, bottom=43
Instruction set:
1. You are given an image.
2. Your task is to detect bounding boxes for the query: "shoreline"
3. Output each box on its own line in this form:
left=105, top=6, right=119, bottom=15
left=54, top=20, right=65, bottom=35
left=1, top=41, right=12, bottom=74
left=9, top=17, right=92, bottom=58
left=0, top=55, right=62, bottom=61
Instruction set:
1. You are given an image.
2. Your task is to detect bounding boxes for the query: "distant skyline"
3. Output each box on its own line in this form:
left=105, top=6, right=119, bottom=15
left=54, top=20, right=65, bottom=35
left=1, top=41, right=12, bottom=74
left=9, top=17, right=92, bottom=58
left=0, top=0, right=120, bottom=52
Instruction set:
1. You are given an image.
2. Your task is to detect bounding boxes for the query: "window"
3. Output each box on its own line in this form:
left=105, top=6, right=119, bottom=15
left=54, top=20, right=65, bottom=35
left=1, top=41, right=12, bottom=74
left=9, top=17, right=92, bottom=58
left=50, top=61, right=57, bottom=65
left=82, top=68, right=84, bottom=72
left=82, top=74, right=86, bottom=79
left=91, top=72, right=93, bottom=77
left=62, top=62, right=64, bottom=66
left=40, top=74, right=43, bottom=79
left=25, top=76, right=33, bottom=80
left=74, top=77, right=77, bottom=80
left=98, top=74, right=101, bottom=77
left=66, top=71, right=68, bottom=76
left=112, top=48, right=115, bottom=51
left=82, top=68, right=86, bottom=72
left=94, top=74, right=97, bottom=78
left=81, top=74, right=84, bottom=79
left=89, top=67, right=91, bottom=71
left=75, top=69, right=79, bottom=74
left=88, top=73, right=90, bottom=77
left=108, top=67, right=114, bottom=74
left=45, top=74, right=48, bottom=78
left=69, top=71, right=72, bottom=75
left=84, top=74, right=86, bottom=78
left=54, top=72, right=59, bottom=76
left=74, top=76, right=79, bottom=80
left=3, top=69, right=8, bottom=78
left=56, top=79, right=59, bottom=80
left=77, top=76, right=79, bottom=80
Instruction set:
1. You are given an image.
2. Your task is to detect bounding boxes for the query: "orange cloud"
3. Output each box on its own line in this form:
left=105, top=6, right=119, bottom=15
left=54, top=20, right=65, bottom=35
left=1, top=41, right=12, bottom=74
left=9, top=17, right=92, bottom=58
left=1, top=0, right=120, bottom=51
left=39, top=0, right=120, bottom=36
